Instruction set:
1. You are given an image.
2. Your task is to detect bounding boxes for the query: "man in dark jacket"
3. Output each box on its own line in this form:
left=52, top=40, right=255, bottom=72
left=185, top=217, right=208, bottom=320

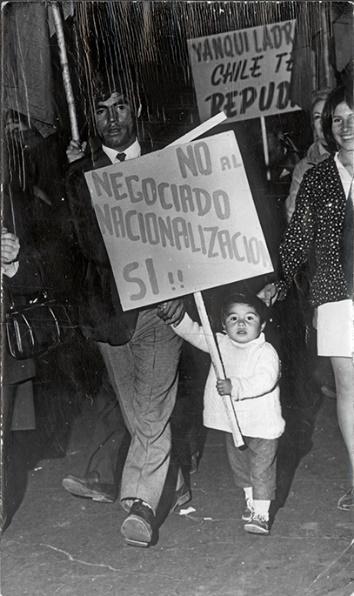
left=63, top=74, right=188, bottom=547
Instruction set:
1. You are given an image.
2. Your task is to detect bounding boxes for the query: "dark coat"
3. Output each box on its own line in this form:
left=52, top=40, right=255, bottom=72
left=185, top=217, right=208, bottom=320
left=65, top=141, right=139, bottom=344
left=2, top=190, right=42, bottom=385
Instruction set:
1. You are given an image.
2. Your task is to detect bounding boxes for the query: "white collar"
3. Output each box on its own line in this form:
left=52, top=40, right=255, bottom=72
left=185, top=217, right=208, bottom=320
left=102, top=139, right=141, bottom=163
left=334, top=152, right=353, bottom=199
left=224, top=332, right=266, bottom=349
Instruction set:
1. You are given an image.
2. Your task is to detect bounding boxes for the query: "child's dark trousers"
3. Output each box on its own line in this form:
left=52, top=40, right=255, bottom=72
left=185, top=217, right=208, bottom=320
left=225, top=433, right=278, bottom=500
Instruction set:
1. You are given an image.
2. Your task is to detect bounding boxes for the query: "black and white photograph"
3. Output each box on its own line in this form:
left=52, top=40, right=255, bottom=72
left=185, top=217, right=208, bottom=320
left=1, top=1, right=353, bottom=594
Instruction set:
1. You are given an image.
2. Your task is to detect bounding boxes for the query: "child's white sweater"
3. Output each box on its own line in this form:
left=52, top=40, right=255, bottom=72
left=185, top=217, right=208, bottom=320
left=174, top=313, right=285, bottom=439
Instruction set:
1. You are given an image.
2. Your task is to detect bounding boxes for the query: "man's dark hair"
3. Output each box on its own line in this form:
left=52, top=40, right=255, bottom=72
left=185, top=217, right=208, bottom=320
left=91, top=67, right=141, bottom=111
left=220, top=292, right=269, bottom=325
left=322, top=85, right=354, bottom=152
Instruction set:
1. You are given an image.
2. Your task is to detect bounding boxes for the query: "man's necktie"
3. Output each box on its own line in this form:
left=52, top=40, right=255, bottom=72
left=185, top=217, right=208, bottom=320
left=116, top=152, right=126, bottom=162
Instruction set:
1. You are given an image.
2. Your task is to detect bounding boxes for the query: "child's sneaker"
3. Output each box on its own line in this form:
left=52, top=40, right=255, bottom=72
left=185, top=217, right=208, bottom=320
left=241, top=499, right=253, bottom=522
left=244, top=513, right=269, bottom=535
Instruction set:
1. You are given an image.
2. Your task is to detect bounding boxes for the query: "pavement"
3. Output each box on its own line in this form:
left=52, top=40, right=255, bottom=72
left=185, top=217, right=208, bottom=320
left=1, top=361, right=354, bottom=596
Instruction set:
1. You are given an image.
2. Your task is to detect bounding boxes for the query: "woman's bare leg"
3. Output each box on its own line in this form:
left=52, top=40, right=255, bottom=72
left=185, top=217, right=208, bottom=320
left=331, top=356, right=354, bottom=487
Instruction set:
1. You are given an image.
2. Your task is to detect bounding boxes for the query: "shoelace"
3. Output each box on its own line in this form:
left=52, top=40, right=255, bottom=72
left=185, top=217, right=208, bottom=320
left=252, top=513, right=268, bottom=522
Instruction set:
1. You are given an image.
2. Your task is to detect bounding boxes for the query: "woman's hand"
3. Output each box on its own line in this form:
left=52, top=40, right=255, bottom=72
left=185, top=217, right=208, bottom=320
left=257, top=282, right=279, bottom=307
left=1, top=229, right=20, bottom=264
left=216, top=378, right=232, bottom=396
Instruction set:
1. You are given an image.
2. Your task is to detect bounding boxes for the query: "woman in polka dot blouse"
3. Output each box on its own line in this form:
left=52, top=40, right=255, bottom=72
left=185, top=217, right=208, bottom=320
left=259, top=85, right=354, bottom=512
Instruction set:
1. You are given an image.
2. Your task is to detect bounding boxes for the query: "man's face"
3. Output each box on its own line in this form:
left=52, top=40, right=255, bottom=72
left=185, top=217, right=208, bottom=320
left=94, top=91, right=136, bottom=150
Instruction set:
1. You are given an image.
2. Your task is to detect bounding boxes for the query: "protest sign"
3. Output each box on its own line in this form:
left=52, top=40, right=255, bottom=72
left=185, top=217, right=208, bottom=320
left=84, top=131, right=273, bottom=311
left=187, top=19, right=300, bottom=122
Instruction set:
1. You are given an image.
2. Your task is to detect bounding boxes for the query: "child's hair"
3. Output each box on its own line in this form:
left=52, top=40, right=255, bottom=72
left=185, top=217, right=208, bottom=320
left=220, top=292, right=270, bottom=325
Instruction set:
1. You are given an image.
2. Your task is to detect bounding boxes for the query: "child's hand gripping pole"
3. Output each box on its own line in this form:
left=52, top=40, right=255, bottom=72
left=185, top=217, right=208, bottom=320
left=193, top=292, right=244, bottom=448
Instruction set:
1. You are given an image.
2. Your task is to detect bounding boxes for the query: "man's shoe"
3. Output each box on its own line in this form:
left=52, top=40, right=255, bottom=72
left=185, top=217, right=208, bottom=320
left=62, top=473, right=116, bottom=503
left=337, top=488, right=354, bottom=511
left=241, top=499, right=254, bottom=522
left=244, top=513, right=270, bottom=535
left=121, top=500, right=155, bottom=547
left=170, top=483, right=192, bottom=513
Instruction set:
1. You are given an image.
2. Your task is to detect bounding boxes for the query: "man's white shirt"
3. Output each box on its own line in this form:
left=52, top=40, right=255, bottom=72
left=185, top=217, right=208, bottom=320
left=102, top=139, right=141, bottom=163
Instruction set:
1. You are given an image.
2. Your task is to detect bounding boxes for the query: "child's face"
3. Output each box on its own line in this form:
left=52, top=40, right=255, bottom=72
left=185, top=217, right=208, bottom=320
left=222, top=302, right=265, bottom=344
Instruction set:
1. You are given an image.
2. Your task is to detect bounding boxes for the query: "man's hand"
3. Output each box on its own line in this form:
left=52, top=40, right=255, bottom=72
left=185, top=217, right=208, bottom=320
left=157, top=299, right=185, bottom=326
left=216, top=378, right=232, bottom=396
left=1, top=229, right=20, bottom=264
left=257, top=282, right=279, bottom=307
left=66, top=140, right=87, bottom=164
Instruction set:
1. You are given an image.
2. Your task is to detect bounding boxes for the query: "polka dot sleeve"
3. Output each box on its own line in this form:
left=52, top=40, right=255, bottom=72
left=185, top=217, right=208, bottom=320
left=279, top=168, right=315, bottom=291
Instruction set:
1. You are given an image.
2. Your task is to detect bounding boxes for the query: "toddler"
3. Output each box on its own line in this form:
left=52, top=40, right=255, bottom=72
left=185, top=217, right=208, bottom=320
left=173, top=292, right=285, bottom=534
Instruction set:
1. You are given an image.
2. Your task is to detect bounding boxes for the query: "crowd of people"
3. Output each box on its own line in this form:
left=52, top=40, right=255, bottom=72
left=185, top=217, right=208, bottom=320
left=1, top=67, right=353, bottom=546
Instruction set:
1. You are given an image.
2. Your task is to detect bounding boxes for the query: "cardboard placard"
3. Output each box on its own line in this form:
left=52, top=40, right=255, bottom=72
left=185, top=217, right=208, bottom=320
left=85, top=131, right=273, bottom=310
left=187, top=20, right=300, bottom=122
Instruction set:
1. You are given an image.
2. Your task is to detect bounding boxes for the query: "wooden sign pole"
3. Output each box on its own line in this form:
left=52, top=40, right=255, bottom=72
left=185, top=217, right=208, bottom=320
left=51, top=2, right=80, bottom=143
left=193, top=291, right=244, bottom=448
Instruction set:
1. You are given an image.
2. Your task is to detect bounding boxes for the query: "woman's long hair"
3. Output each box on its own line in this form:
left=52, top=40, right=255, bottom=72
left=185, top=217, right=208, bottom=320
left=322, top=86, right=354, bottom=153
